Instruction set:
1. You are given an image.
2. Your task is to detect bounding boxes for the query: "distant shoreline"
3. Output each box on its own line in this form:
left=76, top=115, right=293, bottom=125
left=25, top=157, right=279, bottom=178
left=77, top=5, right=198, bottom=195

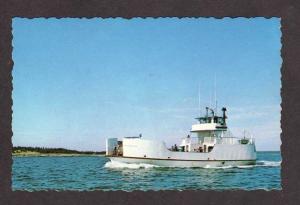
left=13, top=146, right=106, bottom=157
left=13, top=152, right=105, bottom=157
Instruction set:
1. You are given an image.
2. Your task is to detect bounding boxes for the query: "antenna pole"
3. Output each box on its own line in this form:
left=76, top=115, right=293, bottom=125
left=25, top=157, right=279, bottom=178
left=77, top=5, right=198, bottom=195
left=214, top=73, right=217, bottom=114
left=198, top=83, right=201, bottom=116
left=210, top=84, right=213, bottom=109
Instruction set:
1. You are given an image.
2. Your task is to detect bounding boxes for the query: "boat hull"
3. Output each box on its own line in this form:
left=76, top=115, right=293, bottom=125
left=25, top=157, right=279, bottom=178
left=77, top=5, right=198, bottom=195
left=108, top=156, right=256, bottom=167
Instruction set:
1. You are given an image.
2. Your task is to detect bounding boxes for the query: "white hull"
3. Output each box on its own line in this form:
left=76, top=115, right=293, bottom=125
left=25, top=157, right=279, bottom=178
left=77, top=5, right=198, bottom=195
left=108, top=156, right=256, bottom=167
left=106, top=138, right=257, bottom=167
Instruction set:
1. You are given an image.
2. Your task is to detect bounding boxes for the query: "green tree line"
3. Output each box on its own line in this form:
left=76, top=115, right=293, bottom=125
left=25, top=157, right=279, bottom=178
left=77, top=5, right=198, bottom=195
left=13, top=146, right=105, bottom=155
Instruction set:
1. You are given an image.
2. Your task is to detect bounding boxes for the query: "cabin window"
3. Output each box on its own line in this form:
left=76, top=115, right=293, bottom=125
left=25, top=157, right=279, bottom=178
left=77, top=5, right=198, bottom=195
left=208, top=146, right=214, bottom=152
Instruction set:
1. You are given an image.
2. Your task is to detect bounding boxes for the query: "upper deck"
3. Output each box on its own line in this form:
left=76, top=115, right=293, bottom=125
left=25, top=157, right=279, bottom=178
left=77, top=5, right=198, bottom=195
left=191, top=107, right=227, bottom=132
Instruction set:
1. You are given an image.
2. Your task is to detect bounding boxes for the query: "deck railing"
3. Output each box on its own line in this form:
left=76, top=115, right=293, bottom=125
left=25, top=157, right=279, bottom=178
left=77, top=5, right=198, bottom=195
left=217, top=137, right=239, bottom=145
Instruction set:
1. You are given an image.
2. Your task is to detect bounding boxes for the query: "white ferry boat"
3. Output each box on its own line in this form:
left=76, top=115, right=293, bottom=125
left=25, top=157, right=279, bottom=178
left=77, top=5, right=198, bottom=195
left=105, top=107, right=256, bottom=167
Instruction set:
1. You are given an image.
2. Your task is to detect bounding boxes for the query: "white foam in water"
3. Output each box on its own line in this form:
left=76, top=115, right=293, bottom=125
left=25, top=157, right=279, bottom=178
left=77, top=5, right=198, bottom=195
left=196, top=161, right=281, bottom=169
left=104, top=160, right=159, bottom=169
left=204, top=165, right=233, bottom=169
left=237, top=165, right=255, bottom=169
left=255, top=160, right=281, bottom=167
left=237, top=161, right=281, bottom=168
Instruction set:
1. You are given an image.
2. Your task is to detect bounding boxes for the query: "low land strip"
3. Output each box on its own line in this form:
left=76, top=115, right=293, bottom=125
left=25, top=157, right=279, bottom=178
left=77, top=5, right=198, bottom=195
left=13, top=146, right=105, bottom=157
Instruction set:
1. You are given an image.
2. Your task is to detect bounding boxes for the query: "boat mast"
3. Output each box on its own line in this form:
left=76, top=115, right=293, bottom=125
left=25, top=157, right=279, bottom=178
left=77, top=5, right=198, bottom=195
left=198, top=83, right=201, bottom=116
left=214, top=73, right=217, bottom=115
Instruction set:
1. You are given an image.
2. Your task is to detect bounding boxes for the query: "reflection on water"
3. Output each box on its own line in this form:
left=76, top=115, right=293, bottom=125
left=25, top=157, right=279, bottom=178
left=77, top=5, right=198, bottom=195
left=13, top=151, right=281, bottom=191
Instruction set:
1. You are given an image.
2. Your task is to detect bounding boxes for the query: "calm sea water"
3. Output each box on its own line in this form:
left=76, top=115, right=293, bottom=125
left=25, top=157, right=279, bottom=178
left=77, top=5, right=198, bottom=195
left=13, top=151, right=281, bottom=191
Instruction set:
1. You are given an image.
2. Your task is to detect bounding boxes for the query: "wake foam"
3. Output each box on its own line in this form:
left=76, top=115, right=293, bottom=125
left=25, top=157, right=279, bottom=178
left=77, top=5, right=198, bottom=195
left=255, top=160, right=281, bottom=167
left=104, top=160, right=159, bottom=169
left=235, top=161, right=281, bottom=169
left=236, top=165, right=256, bottom=169
left=204, top=165, right=233, bottom=169
left=202, top=161, right=281, bottom=169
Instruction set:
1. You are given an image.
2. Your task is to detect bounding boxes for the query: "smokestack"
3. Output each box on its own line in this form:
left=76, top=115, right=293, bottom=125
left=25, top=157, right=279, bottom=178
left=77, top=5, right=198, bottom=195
left=222, top=107, right=227, bottom=123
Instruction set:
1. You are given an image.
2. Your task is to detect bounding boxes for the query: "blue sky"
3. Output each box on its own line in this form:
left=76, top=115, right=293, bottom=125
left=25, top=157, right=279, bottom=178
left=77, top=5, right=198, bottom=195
left=12, top=18, right=281, bottom=151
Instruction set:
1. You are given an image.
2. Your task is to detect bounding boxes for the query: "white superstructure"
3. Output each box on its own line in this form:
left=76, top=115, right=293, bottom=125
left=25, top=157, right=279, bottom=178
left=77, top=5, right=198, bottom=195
left=105, top=107, right=256, bottom=167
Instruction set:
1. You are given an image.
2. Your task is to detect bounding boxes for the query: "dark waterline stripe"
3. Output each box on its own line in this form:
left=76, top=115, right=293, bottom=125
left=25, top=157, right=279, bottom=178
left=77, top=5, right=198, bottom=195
left=107, top=156, right=256, bottom=162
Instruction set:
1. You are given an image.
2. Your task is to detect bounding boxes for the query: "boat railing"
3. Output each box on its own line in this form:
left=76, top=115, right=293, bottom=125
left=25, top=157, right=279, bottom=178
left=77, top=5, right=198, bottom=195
left=217, top=137, right=255, bottom=145
left=217, top=137, right=239, bottom=145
